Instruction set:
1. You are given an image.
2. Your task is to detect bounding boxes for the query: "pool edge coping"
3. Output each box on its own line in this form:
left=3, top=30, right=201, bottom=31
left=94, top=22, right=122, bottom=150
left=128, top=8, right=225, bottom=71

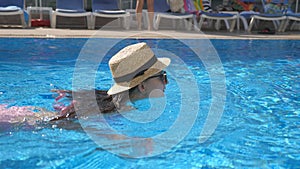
left=0, top=28, right=299, bottom=39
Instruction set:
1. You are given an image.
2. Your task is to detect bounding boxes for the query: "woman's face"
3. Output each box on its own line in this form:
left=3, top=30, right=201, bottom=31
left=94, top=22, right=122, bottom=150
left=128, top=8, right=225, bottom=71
left=143, top=71, right=168, bottom=98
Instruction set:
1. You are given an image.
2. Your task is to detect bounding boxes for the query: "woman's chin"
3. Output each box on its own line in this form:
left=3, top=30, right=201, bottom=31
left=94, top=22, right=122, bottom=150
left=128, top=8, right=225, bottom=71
left=148, top=89, right=165, bottom=98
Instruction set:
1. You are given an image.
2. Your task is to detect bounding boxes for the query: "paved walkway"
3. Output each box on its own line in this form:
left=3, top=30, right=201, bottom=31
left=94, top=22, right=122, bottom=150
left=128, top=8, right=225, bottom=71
left=0, top=28, right=300, bottom=39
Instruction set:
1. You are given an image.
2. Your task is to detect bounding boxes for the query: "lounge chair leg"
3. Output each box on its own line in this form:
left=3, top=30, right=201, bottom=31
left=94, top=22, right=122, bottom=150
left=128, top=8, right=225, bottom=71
left=87, top=15, right=92, bottom=30
left=278, top=19, right=285, bottom=32
left=51, top=13, right=56, bottom=28
left=248, top=18, right=255, bottom=32
left=230, top=19, right=236, bottom=32
left=124, top=16, right=130, bottom=30
left=155, top=15, right=161, bottom=30
left=281, top=19, right=289, bottom=32
left=188, top=19, right=193, bottom=31
left=272, top=20, right=279, bottom=30
left=223, top=19, right=230, bottom=30
left=20, top=13, right=26, bottom=28
left=91, top=15, right=95, bottom=29
left=215, top=20, right=221, bottom=30
left=48, top=10, right=52, bottom=28
left=240, top=17, right=248, bottom=31
left=28, top=12, right=32, bottom=27
left=184, top=19, right=191, bottom=31
left=290, top=21, right=298, bottom=30
left=193, top=15, right=200, bottom=32
left=198, top=17, right=204, bottom=31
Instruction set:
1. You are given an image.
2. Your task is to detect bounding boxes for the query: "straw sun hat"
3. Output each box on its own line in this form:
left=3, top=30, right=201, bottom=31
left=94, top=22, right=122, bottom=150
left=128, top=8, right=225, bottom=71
left=107, top=42, right=171, bottom=95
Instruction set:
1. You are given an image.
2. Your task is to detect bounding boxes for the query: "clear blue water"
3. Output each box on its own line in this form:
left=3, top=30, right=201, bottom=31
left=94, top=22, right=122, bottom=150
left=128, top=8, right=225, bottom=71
left=0, top=38, right=299, bottom=168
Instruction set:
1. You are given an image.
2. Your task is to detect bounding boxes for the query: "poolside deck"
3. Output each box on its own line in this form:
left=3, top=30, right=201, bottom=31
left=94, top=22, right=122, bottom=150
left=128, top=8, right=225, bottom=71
left=0, top=28, right=300, bottom=39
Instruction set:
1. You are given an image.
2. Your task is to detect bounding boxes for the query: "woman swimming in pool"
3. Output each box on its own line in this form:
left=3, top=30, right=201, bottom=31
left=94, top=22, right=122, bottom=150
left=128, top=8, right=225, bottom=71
left=0, top=42, right=170, bottom=125
left=50, top=42, right=170, bottom=121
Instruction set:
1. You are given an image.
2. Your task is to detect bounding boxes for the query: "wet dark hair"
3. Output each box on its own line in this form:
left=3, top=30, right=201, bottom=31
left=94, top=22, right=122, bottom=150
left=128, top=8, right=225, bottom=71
left=50, top=89, right=116, bottom=121
left=50, top=69, right=163, bottom=121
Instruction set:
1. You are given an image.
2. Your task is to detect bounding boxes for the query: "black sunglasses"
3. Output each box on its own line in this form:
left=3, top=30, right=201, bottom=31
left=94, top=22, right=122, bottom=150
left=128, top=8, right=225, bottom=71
left=146, top=71, right=168, bottom=84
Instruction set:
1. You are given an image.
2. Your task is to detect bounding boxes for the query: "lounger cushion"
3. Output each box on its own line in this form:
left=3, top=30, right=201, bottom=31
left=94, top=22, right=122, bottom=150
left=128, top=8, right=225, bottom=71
left=257, top=13, right=285, bottom=17
left=94, top=10, right=126, bottom=14
left=56, top=9, right=86, bottom=13
left=201, top=12, right=234, bottom=17
left=286, top=13, right=300, bottom=17
left=0, top=6, right=21, bottom=12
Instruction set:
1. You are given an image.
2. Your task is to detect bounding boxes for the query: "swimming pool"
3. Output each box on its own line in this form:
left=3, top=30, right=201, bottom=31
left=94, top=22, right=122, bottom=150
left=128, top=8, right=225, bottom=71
left=0, top=37, right=299, bottom=168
